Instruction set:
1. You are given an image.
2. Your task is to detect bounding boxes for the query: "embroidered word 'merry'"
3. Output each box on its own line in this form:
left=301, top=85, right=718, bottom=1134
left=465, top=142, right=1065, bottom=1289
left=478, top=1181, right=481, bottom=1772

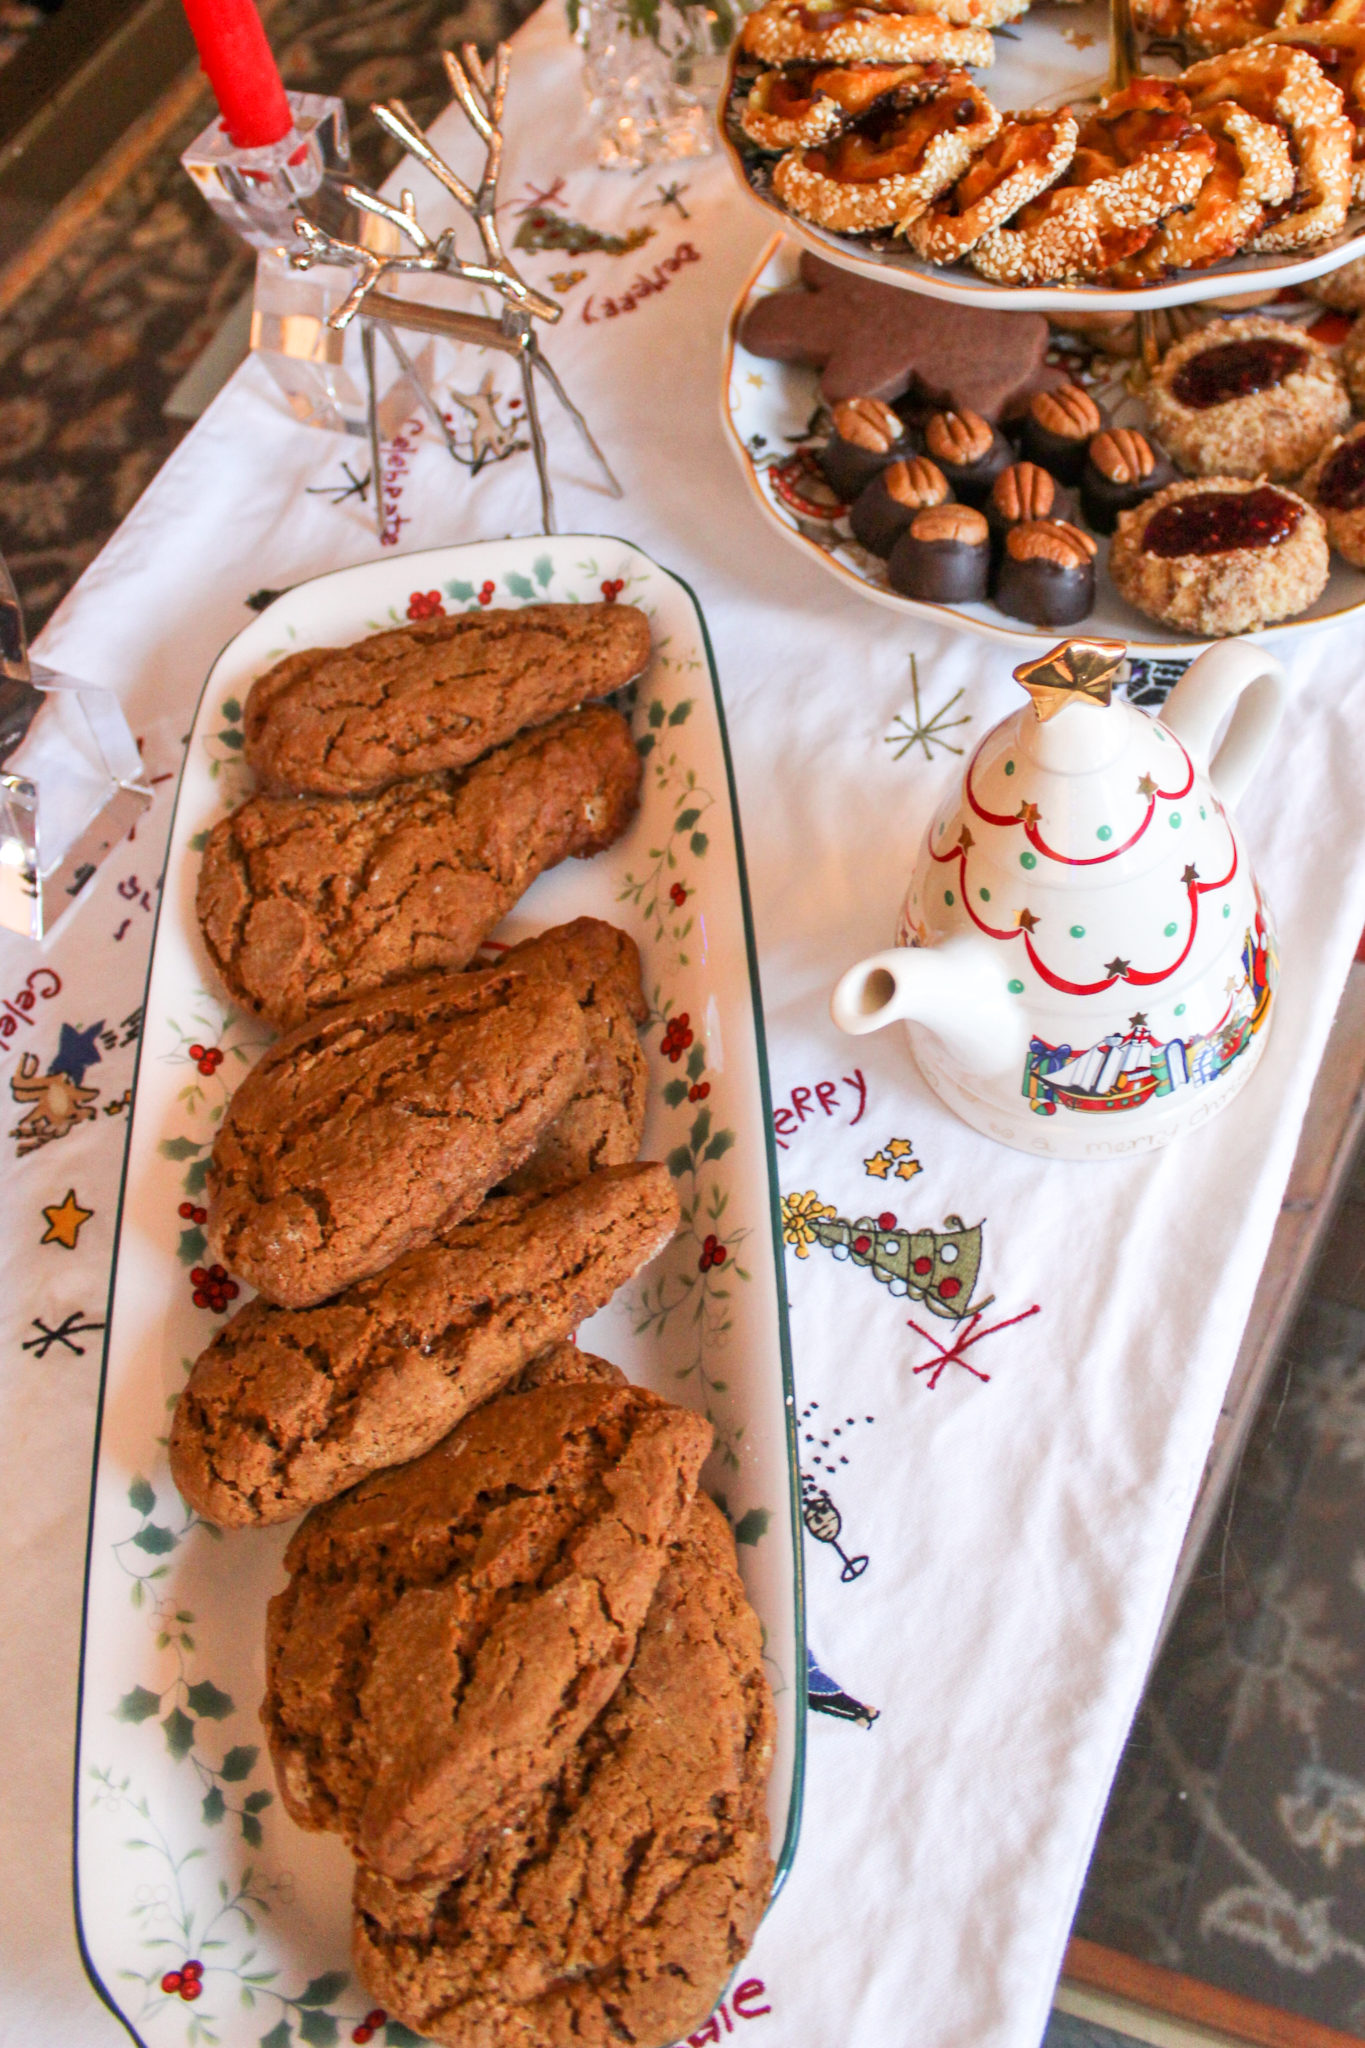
left=772, top=1069, right=867, bottom=1149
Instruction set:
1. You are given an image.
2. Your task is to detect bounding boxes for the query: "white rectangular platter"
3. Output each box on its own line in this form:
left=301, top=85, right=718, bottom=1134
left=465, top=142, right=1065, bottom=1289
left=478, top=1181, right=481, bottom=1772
left=73, top=535, right=805, bottom=2048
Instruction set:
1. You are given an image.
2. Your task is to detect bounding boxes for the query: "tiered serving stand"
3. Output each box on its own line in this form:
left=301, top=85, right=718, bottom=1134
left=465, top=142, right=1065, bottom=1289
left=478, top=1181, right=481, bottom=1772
left=718, top=0, right=1365, bottom=643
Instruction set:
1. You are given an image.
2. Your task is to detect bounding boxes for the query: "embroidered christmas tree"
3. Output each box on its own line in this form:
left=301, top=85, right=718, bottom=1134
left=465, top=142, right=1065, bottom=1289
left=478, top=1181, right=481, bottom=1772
left=811, top=1209, right=989, bottom=1322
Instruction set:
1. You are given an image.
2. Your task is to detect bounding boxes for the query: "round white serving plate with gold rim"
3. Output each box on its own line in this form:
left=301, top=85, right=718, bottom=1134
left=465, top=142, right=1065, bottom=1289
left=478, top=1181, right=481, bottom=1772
left=721, top=233, right=1365, bottom=653
left=720, top=0, right=1365, bottom=316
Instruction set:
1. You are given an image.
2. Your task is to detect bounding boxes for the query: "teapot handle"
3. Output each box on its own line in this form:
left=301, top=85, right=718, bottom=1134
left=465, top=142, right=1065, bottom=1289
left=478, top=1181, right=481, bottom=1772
left=1158, top=640, right=1290, bottom=808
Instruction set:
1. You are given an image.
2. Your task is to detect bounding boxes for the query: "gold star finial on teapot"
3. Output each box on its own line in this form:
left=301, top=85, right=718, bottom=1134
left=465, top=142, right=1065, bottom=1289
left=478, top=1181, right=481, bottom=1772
left=1013, top=638, right=1127, bottom=723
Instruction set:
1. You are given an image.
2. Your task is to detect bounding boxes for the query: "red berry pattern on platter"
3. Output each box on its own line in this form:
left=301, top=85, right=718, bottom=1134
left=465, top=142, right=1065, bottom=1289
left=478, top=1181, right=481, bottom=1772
left=406, top=589, right=445, bottom=620
left=187, top=1043, right=224, bottom=1078
left=190, top=1264, right=239, bottom=1314
left=661, top=1012, right=694, bottom=1062
left=160, top=1960, right=204, bottom=2000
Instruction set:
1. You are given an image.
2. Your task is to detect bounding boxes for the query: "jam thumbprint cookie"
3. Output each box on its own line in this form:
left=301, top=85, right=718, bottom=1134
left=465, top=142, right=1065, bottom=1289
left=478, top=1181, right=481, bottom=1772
left=1109, top=477, right=1329, bottom=635
left=1145, top=314, right=1351, bottom=480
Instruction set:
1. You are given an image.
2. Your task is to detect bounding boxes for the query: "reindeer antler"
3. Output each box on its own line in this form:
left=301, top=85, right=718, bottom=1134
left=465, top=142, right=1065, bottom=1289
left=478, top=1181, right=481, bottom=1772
left=302, top=41, right=560, bottom=332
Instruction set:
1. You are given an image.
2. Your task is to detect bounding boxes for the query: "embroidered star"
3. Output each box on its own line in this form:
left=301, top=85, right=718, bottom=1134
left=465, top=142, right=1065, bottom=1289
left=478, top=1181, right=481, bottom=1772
left=1105, top=957, right=1131, bottom=978
left=1013, top=638, right=1126, bottom=722
left=1182, top=863, right=1199, bottom=887
left=41, top=1188, right=93, bottom=1249
left=895, top=1156, right=922, bottom=1181
left=886, top=1138, right=914, bottom=1157
left=1017, top=800, right=1040, bottom=826
left=1016, top=908, right=1040, bottom=933
left=1136, top=773, right=1158, bottom=797
left=864, top=1152, right=891, bottom=1179
left=957, top=826, right=974, bottom=851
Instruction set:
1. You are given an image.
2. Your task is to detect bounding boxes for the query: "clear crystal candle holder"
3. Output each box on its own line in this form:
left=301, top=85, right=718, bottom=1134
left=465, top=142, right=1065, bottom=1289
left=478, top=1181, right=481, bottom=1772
left=575, top=0, right=731, bottom=167
left=183, top=91, right=377, bottom=432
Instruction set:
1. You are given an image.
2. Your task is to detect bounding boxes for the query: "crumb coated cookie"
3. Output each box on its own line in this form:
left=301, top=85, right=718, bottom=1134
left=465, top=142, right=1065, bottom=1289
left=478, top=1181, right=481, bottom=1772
left=1309, top=251, right=1365, bottom=310
left=263, top=1379, right=713, bottom=1883
left=351, top=1494, right=775, bottom=2048
left=197, top=707, right=642, bottom=1030
left=243, top=602, right=651, bottom=798
left=1145, top=315, right=1350, bottom=480
left=496, top=919, right=649, bottom=1195
left=1109, top=475, right=1329, bottom=634
left=1300, top=419, right=1365, bottom=565
left=170, top=1162, right=680, bottom=1528
left=205, top=970, right=588, bottom=1309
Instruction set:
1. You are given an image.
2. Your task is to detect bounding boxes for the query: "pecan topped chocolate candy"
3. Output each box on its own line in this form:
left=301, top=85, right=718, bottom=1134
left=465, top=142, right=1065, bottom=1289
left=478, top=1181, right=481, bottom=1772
left=850, top=455, right=951, bottom=557
left=1080, top=426, right=1175, bottom=534
left=887, top=501, right=990, bottom=604
left=1019, top=382, right=1105, bottom=483
left=819, top=394, right=913, bottom=500
left=993, top=517, right=1097, bottom=625
left=984, top=461, right=1063, bottom=550
left=923, top=406, right=1013, bottom=507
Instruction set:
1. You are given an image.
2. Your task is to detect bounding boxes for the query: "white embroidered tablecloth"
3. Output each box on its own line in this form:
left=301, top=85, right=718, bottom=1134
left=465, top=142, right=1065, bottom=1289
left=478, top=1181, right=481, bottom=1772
left=6, top=12, right=1365, bottom=2046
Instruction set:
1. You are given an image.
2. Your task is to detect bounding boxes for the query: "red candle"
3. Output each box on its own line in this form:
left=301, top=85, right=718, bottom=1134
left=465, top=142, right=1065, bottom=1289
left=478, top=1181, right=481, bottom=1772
left=181, top=0, right=292, bottom=150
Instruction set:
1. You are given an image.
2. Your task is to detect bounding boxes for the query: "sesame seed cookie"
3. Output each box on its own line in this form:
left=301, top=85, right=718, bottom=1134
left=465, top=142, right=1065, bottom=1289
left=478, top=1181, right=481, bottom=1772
left=739, top=60, right=949, bottom=150
left=773, top=74, right=1000, bottom=230
left=1181, top=45, right=1353, bottom=252
left=905, top=108, right=1078, bottom=262
left=1145, top=314, right=1350, bottom=479
left=1106, top=101, right=1295, bottom=282
left=740, top=0, right=997, bottom=67
left=1109, top=476, right=1329, bottom=635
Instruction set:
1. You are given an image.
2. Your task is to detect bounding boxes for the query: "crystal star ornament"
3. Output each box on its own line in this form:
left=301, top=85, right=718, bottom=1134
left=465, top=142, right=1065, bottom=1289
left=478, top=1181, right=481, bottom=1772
left=1013, top=638, right=1127, bottom=722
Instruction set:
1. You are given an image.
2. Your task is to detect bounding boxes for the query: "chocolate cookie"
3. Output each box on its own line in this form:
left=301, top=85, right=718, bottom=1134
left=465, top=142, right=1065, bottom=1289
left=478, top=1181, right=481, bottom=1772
left=496, top=919, right=649, bottom=1195
left=170, top=1162, right=680, bottom=1528
left=243, top=602, right=652, bottom=798
left=738, top=249, right=1055, bottom=417
left=352, top=1494, right=775, bottom=2048
left=205, top=970, right=588, bottom=1309
left=198, top=708, right=642, bottom=1030
left=263, top=1379, right=713, bottom=1882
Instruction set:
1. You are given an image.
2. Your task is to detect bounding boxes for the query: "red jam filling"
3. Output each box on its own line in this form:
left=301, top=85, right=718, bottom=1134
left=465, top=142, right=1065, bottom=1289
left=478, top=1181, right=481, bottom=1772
left=1143, top=485, right=1302, bottom=557
left=1317, top=436, right=1365, bottom=512
left=1170, top=336, right=1309, bottom=409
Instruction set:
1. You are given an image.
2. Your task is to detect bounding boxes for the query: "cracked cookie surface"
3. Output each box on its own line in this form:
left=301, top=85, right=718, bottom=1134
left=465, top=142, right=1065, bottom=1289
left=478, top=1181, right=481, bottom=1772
left=205, top=969, right=587, bottom=1309
left=352, top=1493, right=775, bottom=2048
left=243, top=601, right=651, bottom=798
left=198, top=709, right=643, bottom=1030
left=262, top=1379, right=713, bottom=1884
left=494, top=919, right=649, bottom=1195
left=171, top=1162, right=680, bottom=1527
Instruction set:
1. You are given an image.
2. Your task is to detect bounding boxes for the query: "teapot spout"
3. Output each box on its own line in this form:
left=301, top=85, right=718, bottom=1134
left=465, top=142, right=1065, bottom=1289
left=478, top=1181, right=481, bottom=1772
left=831, top=935, right=1029, bottom=1078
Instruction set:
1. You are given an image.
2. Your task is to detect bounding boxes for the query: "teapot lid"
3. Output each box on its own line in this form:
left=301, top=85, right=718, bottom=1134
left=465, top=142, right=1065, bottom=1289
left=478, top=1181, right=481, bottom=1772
left=1014, top=639, right=1126, bottom=723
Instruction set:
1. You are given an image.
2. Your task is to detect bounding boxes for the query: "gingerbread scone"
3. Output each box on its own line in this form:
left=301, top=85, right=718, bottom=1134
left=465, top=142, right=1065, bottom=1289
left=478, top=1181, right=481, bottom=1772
left=737, top=248, right=1054, bottom=414
left=1145, top=315, right=1350, bottom=478
left=197, top=706, right=642, bottom=1029
left=970, top=82, right=1218, bottom=285
left=741, top=0, right=999, bottom=64
left=495, top=919, right=649, bottom=1194
left=263, top=1379, right=713, bottom=1881
left=1300, top=420, right=1365, bottom=565
left=773, top=74, right=1000, bottom=231
left=1181, top=45, right=1352, bottom=251
left=206, top=970, right=588, bottom=1309
left=1105, top=101, right=1294, bottom=280
left=739, top=60, right=951, bottom=150
left=170, top=1163, right=680, bottom=1528
left=511, top=1338, right=626, bottom=1393
left=243, top=602, right=651, bottom=799
left=905, top=108, right=1077, bottom=263
left=351, top=1495, right=776, bottom=2048
left=1109, top=477, right=1329, bottom=635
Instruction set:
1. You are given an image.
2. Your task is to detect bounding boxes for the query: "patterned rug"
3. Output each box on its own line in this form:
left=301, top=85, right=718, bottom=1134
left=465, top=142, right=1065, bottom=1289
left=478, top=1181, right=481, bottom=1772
left=0, top=0, right=534, bottom=634
left=1075, top=1208, right=1365, bottom=2037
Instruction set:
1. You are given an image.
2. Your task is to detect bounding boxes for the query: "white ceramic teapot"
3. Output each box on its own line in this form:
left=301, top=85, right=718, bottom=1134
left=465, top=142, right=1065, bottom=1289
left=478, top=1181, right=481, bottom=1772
left=831, top=638, right=1288, bottom=1161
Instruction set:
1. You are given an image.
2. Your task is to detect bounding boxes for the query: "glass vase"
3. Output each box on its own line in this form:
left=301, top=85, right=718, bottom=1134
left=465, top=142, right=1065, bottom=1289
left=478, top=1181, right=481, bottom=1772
left=573, top=0, right=735, bottom=168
